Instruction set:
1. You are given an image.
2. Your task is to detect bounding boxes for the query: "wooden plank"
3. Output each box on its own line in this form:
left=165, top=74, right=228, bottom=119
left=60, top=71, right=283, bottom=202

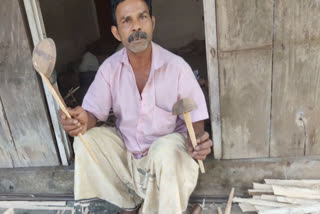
left=216, top=0, right=273, bottom=51
left=260, top=194, right=320, bottom=205
left=203, top=0, right=222, bottom=159
left=270, top=0, right=320, bottom=157
left=23, top=0, right=72, bottom=166
left=0, top=0, right=59, bottom=167
left=260, top=195, right=277, bottom=202
left=239, top=203, right=257, bottom=212
left=0, top=166, right=73, bottom=194
left=3, top=208, right=14, bottom=214
left=253, top=196, right=262, bottom=200
left=232, top=197, right=290, bottom=208
left=272, top=185, right=320, bottom=200
left=219, top=49, right=272, bottom=159
left=259, top=204, right=320, bottom=214
left=248, top=189, right=273, bottom=196
left=254, top=205, right=273, bottom=212
left=0, top=201, right=66, bottom=206
left=253, top=183, right=273, bottom=191
left=0, top=204, right=73, bottom=211
left=1, top=157, right=320, bottom=198
left=275, top=196, right=320, bottom=205
left=216, top=0, right=274, bottom=159
left=225, top=188, right=235, bottom=214
left=265, top=179, right=320, bottom=188
left=0, top=97, right=17, bottom=168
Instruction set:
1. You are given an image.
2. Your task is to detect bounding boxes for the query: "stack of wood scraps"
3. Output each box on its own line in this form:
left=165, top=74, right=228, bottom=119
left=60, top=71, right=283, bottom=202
left=233, top=179, right=320, bottom=214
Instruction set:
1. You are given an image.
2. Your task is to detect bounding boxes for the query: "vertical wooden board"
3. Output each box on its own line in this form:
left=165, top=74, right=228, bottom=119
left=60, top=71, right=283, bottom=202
left=220, top=49, right=272, bottom=159
left=0, top=0, right=59, bottom=167
left=0, top=98, right=16, bottom=168
left=203, top=0, right=222, bottom=159
left=270, top=0, right=320, bottom=157
left=216, top=0, right=273, bottom=51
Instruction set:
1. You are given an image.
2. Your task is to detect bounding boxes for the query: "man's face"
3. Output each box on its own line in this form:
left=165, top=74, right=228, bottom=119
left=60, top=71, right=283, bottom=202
left=112, top=0, right=155, bottom=53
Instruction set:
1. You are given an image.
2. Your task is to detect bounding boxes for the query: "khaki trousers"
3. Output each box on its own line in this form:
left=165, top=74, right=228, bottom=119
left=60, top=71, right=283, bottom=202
left=73, top=127, right=199, bottom=214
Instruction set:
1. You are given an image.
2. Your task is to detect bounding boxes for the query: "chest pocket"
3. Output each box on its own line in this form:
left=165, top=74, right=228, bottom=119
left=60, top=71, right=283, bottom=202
left=152, top=105, right=177, bottom=136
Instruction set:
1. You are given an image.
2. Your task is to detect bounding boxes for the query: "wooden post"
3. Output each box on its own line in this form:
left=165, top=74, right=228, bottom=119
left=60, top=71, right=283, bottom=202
left=203, top=0, right=222, bottom=159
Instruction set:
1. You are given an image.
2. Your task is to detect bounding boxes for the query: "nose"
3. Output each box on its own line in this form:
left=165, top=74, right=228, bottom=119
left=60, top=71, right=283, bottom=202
left=132, top=19, right=142, bottom=31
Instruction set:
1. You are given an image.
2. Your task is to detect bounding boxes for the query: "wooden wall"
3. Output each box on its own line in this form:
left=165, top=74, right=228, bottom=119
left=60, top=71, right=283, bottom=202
left=270, top=0, right=320, bottom=157
left=215, top=0, right=320, bottom=159
left=0, top=0, right=59, bottom=168
left=217, top=0, right=273, bottom=159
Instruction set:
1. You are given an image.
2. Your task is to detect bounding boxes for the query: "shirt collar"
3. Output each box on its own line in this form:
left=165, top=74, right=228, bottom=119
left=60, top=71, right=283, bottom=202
left=120, top=42, right=165, bottom=70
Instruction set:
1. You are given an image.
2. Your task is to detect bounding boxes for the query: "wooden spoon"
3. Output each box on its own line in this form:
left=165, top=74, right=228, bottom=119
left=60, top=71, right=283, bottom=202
left=32, top=38, right=98, bottom=163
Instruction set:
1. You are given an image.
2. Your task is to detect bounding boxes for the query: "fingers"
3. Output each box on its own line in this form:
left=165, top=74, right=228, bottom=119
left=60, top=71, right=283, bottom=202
left=191, top=132, right=213, bottom=160
left=192, top=140, right=212, bottom=160
left=68, top=106, right=84, bottom=117
left=59, top=106, right=85, bottom=137
left=69, top=126, right=83, bottom=137
left=194, top=155, right=207, bottom=161
left=186, top=139, right=193, bottom=154
left=62, top=123, right=81, bottom=131
left=195, top=139, right=213, bottom=151
left=58, top=109, right=67, bottom=120
left=197, top=132, right=209, bottom=144
left=193, top=147, right=211, bottom=156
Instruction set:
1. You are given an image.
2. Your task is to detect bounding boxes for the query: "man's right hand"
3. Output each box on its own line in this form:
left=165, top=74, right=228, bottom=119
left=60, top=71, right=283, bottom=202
left=58, top=106, right=88, bottom=137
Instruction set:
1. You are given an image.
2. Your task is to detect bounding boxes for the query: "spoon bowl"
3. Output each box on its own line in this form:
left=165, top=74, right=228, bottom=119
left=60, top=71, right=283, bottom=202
left=32, top=38, right=56, bottom=79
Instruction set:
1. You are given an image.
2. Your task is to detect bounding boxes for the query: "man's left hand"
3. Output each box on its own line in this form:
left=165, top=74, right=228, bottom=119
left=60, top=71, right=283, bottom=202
left=186, top=132, right=213, bottom=160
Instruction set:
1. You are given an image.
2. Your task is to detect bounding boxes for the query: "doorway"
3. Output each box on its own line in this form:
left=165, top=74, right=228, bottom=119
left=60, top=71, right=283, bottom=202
left=36, top=0, right=211, bottom=159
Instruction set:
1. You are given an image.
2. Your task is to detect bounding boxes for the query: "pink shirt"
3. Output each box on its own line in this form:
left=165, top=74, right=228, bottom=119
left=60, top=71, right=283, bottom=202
left=82, top=42, right=209, bottom=158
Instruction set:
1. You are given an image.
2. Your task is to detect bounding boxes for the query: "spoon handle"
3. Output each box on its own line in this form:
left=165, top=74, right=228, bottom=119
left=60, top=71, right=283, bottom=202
left=38, top=72, right=99, bottom=163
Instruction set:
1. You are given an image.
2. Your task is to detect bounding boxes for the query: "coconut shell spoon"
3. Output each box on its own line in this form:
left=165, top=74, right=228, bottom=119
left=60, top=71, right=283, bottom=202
left=32, top=38, right=98, bottom=163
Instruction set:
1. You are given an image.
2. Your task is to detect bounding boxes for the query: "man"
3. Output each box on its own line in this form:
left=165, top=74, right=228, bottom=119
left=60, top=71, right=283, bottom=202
left=59, top=0, right=213, bottom=213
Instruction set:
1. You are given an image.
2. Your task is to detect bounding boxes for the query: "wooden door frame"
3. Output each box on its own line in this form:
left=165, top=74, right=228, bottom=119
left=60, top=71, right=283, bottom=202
left=22, top=0, right=72, bottom=166
left=203, top=0, right=222, bottom=159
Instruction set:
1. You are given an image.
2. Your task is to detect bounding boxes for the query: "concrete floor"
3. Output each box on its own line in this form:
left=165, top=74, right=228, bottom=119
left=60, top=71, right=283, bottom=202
left=0, top=202, right=255, bottom=214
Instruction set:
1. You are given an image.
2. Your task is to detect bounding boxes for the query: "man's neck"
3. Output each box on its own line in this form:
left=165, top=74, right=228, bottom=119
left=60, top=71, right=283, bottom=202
left=127, top=44, right=152, bottom=71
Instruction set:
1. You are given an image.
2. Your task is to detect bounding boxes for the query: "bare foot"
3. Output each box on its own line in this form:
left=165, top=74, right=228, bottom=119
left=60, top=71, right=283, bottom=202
left=190, top=204, right=203, bottom=214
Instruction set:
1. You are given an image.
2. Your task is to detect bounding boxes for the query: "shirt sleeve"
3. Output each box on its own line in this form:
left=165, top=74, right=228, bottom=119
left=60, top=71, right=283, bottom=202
left=82, top=67, right=112, bottom=122
left=177, top=59, right=209, bottom=123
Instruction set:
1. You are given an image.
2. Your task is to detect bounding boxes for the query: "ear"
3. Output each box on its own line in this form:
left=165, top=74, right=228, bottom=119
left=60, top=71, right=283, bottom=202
left=151, top=16, right=156, bottom=31
left=111, top=26, right=122, bottom=42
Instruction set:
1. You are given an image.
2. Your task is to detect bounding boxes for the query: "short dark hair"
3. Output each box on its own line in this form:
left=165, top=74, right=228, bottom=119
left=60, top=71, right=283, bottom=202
left=110, top=0, right=152, bottom=26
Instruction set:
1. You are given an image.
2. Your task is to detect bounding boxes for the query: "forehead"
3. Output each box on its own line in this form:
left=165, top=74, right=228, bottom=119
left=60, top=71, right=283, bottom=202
left=116, top=0, right=149, bottom=18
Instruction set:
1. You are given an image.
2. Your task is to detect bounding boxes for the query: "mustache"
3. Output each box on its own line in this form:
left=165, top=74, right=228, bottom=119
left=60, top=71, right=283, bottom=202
left=128, top=31, right=148, bottom=43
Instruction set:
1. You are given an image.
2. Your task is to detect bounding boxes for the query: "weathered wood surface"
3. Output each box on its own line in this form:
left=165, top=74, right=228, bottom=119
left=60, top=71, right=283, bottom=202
left=270, top=0, right=320, bottom=157
left=24, top=0, right=72, bottom=166
left=203, top=0, right=222, bottom=159
left=0, top=98, right=16, bottom=168
left=265, top=179, right=320, bottom=188
left=0, top=157, right=320, bottom=201
left=219, top=49, right=272, bottom=159
left=216, top=0, right=273, bottom=159
left=216, top=0, right=273, bottom=51
left=0, top=0, right=59, bottom=167
left=194, top=156, right=320, bottom=197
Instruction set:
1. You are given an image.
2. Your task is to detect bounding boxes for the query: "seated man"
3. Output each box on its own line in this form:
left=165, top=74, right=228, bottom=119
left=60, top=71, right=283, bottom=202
left=59, top=0, right=213, bottom=213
